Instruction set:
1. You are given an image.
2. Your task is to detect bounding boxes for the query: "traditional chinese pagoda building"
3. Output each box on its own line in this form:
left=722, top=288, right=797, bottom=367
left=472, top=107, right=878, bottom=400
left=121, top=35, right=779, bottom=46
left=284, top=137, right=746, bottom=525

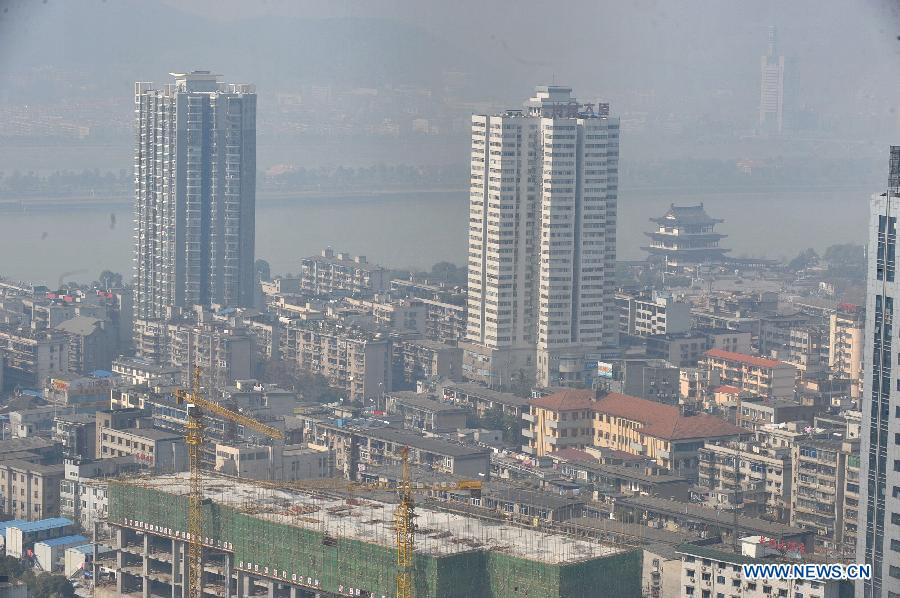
left=643, top=204, right=729, bottom=274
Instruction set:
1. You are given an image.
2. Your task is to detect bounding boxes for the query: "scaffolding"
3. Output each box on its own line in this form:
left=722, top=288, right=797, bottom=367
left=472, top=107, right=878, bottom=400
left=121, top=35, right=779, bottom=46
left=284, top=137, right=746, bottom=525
left=108, top=474, right=642, bottom=598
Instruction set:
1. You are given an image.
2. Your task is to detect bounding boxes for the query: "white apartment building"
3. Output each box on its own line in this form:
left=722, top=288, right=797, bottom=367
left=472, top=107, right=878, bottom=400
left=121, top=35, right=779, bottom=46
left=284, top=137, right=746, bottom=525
left=617, top=291, right=692, bottom=337
left=464, top=86, right=620, bottom=388
left=678, top=539, right=841, bottom=598
left=133, top=71, right=257, bottom=322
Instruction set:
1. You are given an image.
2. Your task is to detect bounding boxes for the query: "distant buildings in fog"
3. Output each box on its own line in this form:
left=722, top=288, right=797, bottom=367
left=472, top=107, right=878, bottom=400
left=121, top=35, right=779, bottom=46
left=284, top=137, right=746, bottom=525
left=759, top=26, right=785, bottom=135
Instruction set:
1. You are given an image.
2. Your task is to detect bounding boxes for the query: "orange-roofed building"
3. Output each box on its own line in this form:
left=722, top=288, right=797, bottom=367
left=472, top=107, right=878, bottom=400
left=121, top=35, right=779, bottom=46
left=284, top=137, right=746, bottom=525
left=522, top=389, right=746, bottom=478
left=591, top=392, right=746, bottom=479
left=701, top=348, right=796, bottom=400
left=523, top=389, right=597, bottom=457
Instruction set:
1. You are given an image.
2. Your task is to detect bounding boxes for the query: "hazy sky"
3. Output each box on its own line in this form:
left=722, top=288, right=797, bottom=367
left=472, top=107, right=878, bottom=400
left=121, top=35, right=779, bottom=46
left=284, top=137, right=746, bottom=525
left=1, top=0, right=900, bottom=166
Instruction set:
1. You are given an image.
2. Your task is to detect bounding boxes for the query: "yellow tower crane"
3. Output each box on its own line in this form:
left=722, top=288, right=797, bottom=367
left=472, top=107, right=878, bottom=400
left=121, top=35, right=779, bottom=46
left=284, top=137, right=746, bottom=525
left=394, top=446, right=482, bottom=598
left=174, top=367, right=285, bottom=598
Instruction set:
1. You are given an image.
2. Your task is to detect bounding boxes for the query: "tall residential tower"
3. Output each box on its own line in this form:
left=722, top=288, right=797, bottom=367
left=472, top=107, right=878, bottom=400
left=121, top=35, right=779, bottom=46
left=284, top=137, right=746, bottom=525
left=133, top=71, right=257, bottom=322
left=759, top=26, right=785, bottom=135
left=857, top=146, right=900, bottom=598
left=462, top=86, right=620, bottom=388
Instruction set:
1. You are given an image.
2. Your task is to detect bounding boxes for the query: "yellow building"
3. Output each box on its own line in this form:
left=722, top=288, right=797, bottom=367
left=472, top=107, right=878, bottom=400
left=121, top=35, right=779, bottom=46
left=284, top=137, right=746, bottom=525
left=522, top=390, right=597, bottom=457
left=523, top=389, right=746, bottom=478
left=591, top=392, right=745, bottom=479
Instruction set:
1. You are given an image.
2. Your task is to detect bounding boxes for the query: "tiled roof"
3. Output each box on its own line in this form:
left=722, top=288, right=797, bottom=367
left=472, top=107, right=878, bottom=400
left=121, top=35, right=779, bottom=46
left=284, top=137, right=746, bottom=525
left=530, top=389, right=596, bottom=411
left=704, top=348, right=785, bottom=369
left=594, top=392, right=745, bottom=441
left=712, top=385, right=742, bottom=394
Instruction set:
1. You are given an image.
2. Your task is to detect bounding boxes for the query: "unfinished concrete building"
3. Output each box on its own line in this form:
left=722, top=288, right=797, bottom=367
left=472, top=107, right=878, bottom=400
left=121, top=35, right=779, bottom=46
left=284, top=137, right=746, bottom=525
left=100, top=473, right=641, bottom=597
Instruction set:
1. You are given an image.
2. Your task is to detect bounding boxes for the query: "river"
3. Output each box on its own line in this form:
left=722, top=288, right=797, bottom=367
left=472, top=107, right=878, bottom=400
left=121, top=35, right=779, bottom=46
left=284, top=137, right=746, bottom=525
left=0, top=187, right=872, bottom=286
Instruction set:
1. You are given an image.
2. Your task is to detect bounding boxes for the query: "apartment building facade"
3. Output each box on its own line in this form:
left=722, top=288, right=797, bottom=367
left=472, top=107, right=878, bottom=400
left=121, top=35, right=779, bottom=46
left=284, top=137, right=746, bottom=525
left=0, top=460, right=65, bottom=521
left=829, top=303, right=864, bottom=398
left=522, top=389, right=745, bottom=478
left=133, top=71, right=257, bottom=321
left=702, top=349, right=796, bottom=400
left=280, top=319, right=391, bottom=402
left=698, top=441, right=792, bottom=521
left=857, top=151, right=900, bottom=597
left=300, top=248, right=385, bottom=296
left=0, top=328, right=68, bottom=389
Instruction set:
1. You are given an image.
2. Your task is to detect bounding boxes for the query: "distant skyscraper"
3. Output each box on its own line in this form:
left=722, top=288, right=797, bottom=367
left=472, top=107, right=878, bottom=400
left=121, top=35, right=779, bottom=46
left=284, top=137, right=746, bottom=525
left=462, top=86, right=620, bottom=388
left=133, top=71, right=257, bottom=322
left=857, top=146, right=900, bottom=598
left=759, top=26, right=785, bottom=135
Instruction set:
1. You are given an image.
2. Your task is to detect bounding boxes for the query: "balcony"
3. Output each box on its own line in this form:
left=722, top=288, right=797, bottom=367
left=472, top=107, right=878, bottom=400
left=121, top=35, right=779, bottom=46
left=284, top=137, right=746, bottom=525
left=522, top=412, right=535, bottom=423
left=521, top=428, right=534, bottom=439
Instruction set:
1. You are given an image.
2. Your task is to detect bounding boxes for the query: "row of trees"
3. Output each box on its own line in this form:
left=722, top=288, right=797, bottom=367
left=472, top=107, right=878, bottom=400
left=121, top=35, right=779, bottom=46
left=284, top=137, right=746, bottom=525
left=0, top=555, right=74, bottom=598
left=787, top=243, right=866, bottom=279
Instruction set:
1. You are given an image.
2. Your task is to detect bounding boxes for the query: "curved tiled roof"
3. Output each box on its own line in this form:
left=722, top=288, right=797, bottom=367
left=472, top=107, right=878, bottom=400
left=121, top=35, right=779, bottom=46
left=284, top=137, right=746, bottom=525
left=529, top=389, right=596, bottom=411
left=594, top=392, right=745, bottom=441
left=704, top=348, right=785, bottom=369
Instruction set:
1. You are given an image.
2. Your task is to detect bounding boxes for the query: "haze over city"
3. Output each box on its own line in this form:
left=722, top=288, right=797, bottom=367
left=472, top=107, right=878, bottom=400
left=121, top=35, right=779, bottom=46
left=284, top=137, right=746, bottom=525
left=1, top=1, right=900, bottom=597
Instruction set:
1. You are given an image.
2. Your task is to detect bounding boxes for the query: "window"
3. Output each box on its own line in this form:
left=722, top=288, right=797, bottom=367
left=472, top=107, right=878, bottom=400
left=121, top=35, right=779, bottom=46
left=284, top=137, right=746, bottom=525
left=891, top=565, right=900, bottom=579
left=892, top=512, right=900, bottom=525
left=892, top=539, right=900, bottom=553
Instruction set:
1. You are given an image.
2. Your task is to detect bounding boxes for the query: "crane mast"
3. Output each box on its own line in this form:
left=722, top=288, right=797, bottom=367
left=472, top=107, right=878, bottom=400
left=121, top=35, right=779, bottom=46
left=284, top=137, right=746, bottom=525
left=175, top=366, right=284, bottom=598
left=395, top=446, right=414, bottom=598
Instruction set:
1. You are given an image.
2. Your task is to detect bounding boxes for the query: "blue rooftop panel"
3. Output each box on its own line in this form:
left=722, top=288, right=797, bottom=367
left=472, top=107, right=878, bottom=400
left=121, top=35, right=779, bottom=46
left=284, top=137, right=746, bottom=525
left=36, top=535, right=88, bottom=548
left=0, top=519, right=28, bottom=532
left=9, top=518, right=73, bottom=533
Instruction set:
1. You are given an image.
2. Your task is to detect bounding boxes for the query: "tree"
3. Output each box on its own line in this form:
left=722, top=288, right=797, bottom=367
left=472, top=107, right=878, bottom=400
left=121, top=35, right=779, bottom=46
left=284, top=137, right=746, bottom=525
left=255, top=259, right=272, bottom=282
left=788, top=248, right=819, bottom=271
left=97, top=270, right=123, bottom=289
left=259, top=357, right=343, bottom=403
left=30, top=575, right=75, bottom=598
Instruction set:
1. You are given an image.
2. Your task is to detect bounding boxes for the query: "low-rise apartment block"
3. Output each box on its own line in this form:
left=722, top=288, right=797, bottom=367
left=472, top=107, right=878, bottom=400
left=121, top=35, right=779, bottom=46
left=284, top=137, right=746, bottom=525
left=214, top=443, right=333, bottom=481
left=522, top=389, right=745, bottom=478
left=677, top=540, right=844, bottom=598
left=441, top=383, right=531, bottom=419
left=0, top=460, right=65, bottom=520
left=281, top=319, right=391, bottom=402
left=616, top=291, right=691, bottom=337
left=828, top=303, right=864, bottom=398
left=0, top=327, right=68, bottom=389
left=702, top=349, right=796, bottom=399
left=698, top=440, right=792, bottom=521
left=646, top=329, right=752, bottom=367
left=300, top=248, right=386, bottom=296
left=790, top=436, right=858, bottom=555
left=381, top=391, right=470, bottom=433
left=393, top=338, right=462, bottom=387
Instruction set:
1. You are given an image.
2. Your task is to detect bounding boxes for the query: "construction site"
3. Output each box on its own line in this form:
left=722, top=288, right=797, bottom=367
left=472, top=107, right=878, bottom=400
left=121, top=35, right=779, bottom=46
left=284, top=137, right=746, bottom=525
left=99, top=472, right=641, bottom=598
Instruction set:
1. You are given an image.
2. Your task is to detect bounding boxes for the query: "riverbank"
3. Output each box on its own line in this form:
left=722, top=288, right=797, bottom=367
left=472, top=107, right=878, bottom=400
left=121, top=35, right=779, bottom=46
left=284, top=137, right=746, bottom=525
left=0, top=181, right=876, bottom=212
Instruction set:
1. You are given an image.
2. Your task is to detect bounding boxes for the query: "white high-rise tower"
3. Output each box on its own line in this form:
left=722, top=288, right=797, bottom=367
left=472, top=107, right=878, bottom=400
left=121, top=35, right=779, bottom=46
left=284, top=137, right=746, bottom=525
left=462, top=86, right=619, bottom=388
left=133, top=71, right=257, bottom=323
